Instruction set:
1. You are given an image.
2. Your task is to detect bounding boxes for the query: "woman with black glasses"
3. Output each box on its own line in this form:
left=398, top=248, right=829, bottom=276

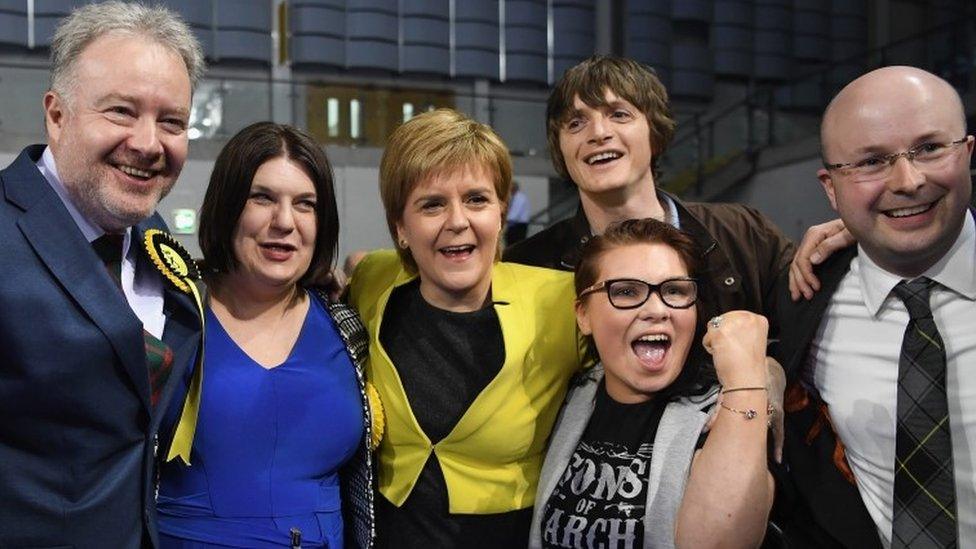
left=530, top=218, right=774, bottom=549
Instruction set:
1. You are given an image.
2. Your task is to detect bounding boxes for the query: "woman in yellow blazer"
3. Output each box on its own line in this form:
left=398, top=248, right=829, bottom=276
left=348, top=109, right=583, bottom=547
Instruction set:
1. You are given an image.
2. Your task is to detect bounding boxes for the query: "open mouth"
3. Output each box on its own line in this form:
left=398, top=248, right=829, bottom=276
left=882, top=201, right=936, bottom=218
left=260, top=242, right=297, bottom=253
left=585, top=151, right=623, bottom=165
left=439, top=244, right=475, bottom=259
left=632, top=333, right=670, bottom=366
left=114, top=163, right=156, bottom=181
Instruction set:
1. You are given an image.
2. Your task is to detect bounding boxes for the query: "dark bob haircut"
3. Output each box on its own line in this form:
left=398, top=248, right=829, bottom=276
left=198, top=121, right=339, bottom=287
left=575, top=217, right=712, bottom=399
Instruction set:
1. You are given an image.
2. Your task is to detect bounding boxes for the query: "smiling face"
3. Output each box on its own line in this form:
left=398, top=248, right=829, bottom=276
left=45, top=32, right=191, bottom=233
left=558, top=90, right=655, bottom=200
left=577, top=242, right=697, bottom=404
left=230, top=156, right=318, bottom=292
left=396, top=163, right=503, bottom=311
left=818, top=67, right=974, bottom=277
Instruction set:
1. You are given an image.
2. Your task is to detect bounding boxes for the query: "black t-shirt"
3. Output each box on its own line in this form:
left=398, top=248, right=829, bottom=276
left=540, top=382, right=667, bottom=549
left=376, top=280, right=532, bottom=548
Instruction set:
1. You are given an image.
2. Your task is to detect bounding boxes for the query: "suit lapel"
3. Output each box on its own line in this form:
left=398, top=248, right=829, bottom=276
left=12, top=155, right=151, bottom=411
left=131, top=220, right=204, bottom=429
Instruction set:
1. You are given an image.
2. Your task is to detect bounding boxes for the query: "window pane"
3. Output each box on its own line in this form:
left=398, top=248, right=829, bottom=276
left=350, top=99, right=361, bottom=140
left=327, top=97, right=340, bottom=137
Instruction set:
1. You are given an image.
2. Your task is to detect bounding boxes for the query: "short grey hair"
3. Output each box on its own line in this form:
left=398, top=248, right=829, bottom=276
left=50, top=1, right=205, bottom=99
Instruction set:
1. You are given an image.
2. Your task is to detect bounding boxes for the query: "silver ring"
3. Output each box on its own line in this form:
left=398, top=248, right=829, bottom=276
left=709, top=315, right=723, bottom=329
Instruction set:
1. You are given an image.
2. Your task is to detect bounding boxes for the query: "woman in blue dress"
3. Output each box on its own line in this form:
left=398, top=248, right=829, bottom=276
left=157, top=122, right=376, bottom=548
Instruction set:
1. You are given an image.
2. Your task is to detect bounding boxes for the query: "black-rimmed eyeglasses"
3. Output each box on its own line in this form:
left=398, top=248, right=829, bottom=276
left=823, top=136, right=970, bottom=181
left=578, top=277, right=698, bottom=310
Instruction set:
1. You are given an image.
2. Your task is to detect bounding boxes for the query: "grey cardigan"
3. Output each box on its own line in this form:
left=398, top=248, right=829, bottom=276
left=529, top=365, right=718, bottom=549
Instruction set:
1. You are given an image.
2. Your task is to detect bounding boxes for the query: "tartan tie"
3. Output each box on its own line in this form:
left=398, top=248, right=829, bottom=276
left=891, top=278, right=957, bottom=548
left=92, top=235, right=173, bottom=408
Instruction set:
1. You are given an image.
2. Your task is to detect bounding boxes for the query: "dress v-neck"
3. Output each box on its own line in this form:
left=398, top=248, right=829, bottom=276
left=206, top=293, right=312, bottom=370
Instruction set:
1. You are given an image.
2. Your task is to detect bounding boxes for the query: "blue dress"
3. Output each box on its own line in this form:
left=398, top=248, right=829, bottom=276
left=158, top=293, right=364, bottom=548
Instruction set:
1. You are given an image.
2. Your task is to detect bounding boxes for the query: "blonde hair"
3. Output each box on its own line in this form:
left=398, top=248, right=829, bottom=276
left=380, top=108, right=513, bottom=272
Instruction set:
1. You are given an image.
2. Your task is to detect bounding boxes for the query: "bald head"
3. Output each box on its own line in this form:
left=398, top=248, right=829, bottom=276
left=815, top=65, right=974, bottom=278
left=821, top=66, right=965, bottom=160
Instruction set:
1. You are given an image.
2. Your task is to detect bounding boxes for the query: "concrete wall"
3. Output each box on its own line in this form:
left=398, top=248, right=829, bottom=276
left=720, top=152, right=836, bottom=242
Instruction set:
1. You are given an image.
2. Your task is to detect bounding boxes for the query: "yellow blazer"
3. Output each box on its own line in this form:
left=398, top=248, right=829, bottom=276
left=348, top=250, right=583, bottom=514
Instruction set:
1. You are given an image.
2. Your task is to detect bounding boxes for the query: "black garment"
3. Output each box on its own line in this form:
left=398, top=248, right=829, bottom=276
left=376, top=280, right=532, bottom=548
left=770, top=246, right=883, bottom=549
left=541, top=384, right=665, bottom=549
left=503, top=190, right=795, bottom=335
left=506, top=222, right=529, bottom=244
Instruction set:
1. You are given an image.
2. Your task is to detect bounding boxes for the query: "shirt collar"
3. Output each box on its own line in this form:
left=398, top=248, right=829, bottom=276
left=857, top=211, right=976, bottom=316
left=37, top=146, right=132, bottom=254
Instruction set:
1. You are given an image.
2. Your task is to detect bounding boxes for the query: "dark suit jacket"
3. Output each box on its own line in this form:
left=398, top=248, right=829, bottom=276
left=772, top=246, right=883, bottom=549
left=0, top=145, right=201, bottom=548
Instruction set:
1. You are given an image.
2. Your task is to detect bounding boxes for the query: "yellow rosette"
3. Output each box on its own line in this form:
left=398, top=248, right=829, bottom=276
left=366, top=382, right=384, bottom=450
left=144, top=229, right=205, bottom=465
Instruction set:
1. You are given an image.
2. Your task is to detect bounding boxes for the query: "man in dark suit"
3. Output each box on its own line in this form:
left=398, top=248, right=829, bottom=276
left=0, top=3, right=204, bottom=547
left=775, top=66, right=975, bottom=548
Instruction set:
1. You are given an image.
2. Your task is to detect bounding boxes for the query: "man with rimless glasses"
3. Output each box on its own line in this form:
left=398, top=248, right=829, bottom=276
left=774, top=66, right=975, bottom=548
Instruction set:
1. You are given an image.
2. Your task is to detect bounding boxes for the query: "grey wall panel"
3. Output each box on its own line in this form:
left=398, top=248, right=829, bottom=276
left=553, top=0, right=595, bottom=7
left=165, top=0, right=211, bottom=26
left=671, top=0, right=710, bottom=21
left=793, top=0, right=828, bottom=10
left=0, top=12, right=26, bottom=47
left=754, top=29, right=790, bottom=52
left=506, top=53, right=546, bottom=82
left=34, top=0, right=84, bottom=47
left=553, top=6, right=594, bottom=34
left=506, top=27, right=547, bottom=52
left=346, top=40, right=397, bottom=70
left=291, top=35, right=345, bottom=66
left=215, top=31, right=270, bottom=63
left=455, top=21, right=498, bottom=50
left=216, top=0, right=271, bottom=31
left=506, top=0, right=546, bottom=26
left=754, top=56, right=790, bottom=79
left=456, top=0, right=497, bottom=21
left=554, top=31, right=594, bottom=57
left=793, top=34, right=829, bottom=60
left=830, top=0, right=866, bottom=16
left=347, top=0, right=396, bottom=10
left=715, top=50, right=752, bottom=75
left=672, top=43, right=711, bottom=71
left=291, top=6, right=345, bottom=36
left=628, top=0, right=670, bottom=16
left=403, top=18, right=449, bottom=47
left=670, top=69, right=713, bottom=97
left=754, top=5, right=791, bottom=29
left=402, top=44, right=449, bottom=74
left=714, top=25, right=752, bottom=49
left=792, top=9, right=828, bottom=34
left=401, top=0, right=449, bottom=17
left=455, top=49, right=499, bottom=79
left=832, top=15, right=866, bottom=40
left=627, top=39, right=670, bottom=67
left=347, top=11, right=397, bottom=41
left=626, top=13, right=672, bottom=40
left=714, top=0, right=751, bottom=25
left=293, top=0, right=345, bottom=7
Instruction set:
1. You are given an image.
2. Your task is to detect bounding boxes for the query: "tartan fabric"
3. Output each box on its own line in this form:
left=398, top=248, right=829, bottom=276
left=92, top=234, right=173, bottom=408
left=891, top=278, right=957, bottom=548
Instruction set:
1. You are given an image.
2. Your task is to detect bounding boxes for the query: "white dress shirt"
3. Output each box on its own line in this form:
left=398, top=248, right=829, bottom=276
left=38, top=147, right=166, bottom=338
left=807, top=213, right=976, bottom=547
